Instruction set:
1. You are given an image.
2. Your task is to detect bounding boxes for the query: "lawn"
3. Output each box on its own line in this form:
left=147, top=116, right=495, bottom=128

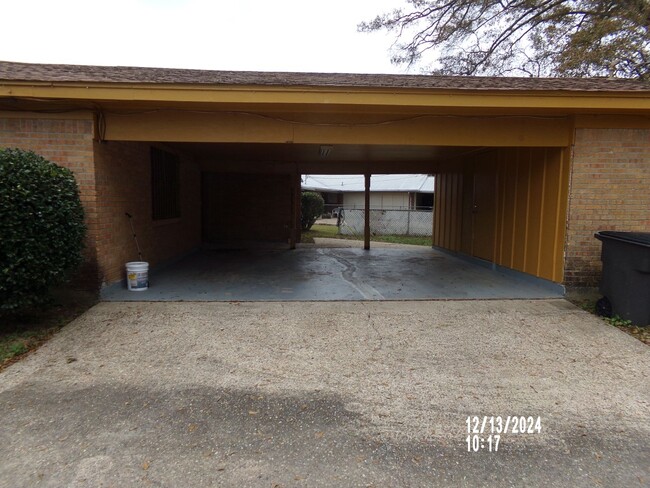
left=302, top=224, right=432, bottom=247
left=0, top=290, right=96, bottom=370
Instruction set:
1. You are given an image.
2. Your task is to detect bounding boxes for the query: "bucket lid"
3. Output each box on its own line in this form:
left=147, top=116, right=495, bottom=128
left=125, top=261, right=149, bottom=266
left=595, top=231, right=650, bottom=247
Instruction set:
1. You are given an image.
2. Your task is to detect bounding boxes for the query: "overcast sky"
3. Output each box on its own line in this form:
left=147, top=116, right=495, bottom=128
left=2, top=0, right=410, bottom=74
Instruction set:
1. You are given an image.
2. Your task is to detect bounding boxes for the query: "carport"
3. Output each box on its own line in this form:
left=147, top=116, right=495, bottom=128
left=97, top=138, right=567, bottom=302
left=96, top=108, right=570, bottom=297
left=96, top=105, right=571, bottom=294
left=2, top=62, right=649, bottom=295
left=97, top=136, right=568, bottom=301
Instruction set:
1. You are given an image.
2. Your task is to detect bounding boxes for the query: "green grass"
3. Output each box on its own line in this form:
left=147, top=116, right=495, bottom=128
left=302, top=224, right=432, bottom=247
left=307, top=224, right=340, bottom=236
left=370, top=235, right=432, bottom=246
left=0, top=290, right=96, bottom=369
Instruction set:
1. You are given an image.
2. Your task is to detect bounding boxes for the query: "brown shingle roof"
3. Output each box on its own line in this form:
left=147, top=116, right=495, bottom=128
left=1, top=60, right=650, bottom=92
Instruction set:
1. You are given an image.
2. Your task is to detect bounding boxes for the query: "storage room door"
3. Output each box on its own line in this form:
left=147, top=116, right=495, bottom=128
left=471, top=162, right=498, bottom=262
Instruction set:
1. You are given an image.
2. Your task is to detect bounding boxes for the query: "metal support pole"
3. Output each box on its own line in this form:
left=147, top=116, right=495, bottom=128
left=364, top=173, right=371, bottom=250
left=289, top=173, right=300, bottom=250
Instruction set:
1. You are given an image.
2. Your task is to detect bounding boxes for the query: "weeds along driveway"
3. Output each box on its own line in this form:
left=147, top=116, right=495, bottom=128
left=0, top=300, right=649, bottom=487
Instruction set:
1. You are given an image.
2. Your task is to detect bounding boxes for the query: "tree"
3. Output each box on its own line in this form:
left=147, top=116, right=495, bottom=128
left=359, top=0, right=650, bottom=79
left=0, top=149, right=86, bottom=313
left=301, top=192, right=325, bottom=231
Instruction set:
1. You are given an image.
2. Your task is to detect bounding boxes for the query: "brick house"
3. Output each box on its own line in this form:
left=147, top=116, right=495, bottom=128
left=1, top=61, right=649, bottom=290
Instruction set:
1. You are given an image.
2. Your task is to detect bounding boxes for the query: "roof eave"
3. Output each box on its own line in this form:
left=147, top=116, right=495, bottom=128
left=1, top=79, right=650, bottom=112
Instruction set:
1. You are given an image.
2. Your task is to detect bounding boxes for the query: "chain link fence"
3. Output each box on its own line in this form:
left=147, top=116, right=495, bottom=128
left=338, top=207, right=433, bottom=237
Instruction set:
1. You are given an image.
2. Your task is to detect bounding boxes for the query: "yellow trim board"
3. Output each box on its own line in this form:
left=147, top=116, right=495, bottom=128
left=2, top=81, right=650, bottom=112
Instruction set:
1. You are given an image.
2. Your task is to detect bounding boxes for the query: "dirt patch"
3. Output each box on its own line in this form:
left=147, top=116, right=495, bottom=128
left=0, top=289, right=96, bottom=371
left=566, top=287, right=650, bottom=346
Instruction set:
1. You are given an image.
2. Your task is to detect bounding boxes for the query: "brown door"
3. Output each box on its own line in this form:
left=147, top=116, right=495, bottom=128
left=471, top=163, right=498, bottom=261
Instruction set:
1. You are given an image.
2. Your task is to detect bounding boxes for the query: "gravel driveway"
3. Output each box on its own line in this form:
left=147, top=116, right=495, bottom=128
left=0, top=300, right=648, bottom=487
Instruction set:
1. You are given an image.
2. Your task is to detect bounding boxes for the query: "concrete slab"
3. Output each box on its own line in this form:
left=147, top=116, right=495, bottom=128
left=1, top=300, right=648, bottom=487
left=102, top=247, right=562, bottom=301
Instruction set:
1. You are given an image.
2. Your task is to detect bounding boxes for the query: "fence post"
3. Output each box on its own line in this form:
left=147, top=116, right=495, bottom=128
left=406, top=208, right=411, bottom=236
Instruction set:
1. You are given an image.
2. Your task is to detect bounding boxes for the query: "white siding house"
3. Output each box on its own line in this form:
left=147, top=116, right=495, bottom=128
left=302, top=174, right=434, bottom=212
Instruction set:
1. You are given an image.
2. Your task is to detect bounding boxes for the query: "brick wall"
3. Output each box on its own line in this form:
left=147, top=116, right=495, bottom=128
left=0, top=115, right=202, bottom=287
left=0, top=113, right=99, bottom=287
left=565, top=128, right=650, bottom=286
left=93, top=141, right=201, bottom=284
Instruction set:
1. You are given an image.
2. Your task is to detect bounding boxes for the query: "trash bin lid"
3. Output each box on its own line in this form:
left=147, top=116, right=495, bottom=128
left=595, top=231, right=650, bottom=247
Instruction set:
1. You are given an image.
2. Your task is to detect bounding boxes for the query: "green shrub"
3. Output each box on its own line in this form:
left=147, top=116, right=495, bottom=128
left=301, top=191, right=325, bottom=231
left=605, top=315, right=633, bottom=328
left=0, top=148, right=86, bottom=313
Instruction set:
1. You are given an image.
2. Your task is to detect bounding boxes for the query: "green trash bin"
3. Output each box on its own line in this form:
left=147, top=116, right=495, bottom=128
left=595, top=231, right=650, bottom=326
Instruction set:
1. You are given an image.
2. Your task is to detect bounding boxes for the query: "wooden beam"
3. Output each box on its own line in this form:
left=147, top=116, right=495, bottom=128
left=199, top=159, right=445, bottom=175
left=102, top=111, right=573, bottom=147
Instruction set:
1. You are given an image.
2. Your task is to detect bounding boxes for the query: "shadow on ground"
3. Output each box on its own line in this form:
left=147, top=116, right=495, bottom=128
left=2, top=383, right=647, bottom=487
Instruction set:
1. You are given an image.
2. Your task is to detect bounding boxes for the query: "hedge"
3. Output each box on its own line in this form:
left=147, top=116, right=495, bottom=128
left=0, top=148, right=86, bottom=312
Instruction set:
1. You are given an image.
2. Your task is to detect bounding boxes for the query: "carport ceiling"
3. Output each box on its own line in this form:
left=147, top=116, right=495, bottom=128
left=172, top=142, right=484, bottom=165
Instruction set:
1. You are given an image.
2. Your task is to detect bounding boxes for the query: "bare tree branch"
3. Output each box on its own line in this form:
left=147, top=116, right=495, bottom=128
left=358, top=0, right=650, bottom=78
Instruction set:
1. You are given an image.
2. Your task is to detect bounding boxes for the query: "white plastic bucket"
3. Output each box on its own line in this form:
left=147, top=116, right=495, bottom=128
left=126, top=261, right=149, bottom=291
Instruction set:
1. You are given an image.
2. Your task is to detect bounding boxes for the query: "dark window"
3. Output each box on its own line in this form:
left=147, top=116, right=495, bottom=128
left=416, top=192, right=433, bottom=210
left=151, top=147, right=180, bottom=220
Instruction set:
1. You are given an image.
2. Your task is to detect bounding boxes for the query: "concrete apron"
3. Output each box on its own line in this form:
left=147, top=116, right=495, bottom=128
left=1, top=300, right=648, bottom=487
left=102, top=245, right=563, bottom=302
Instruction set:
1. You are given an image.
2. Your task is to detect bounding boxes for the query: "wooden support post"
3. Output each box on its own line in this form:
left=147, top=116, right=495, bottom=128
left=364, top=173, right=371, bottom=250
left=289, top=173, right=301, bottom=250
left=295, top=173, right=302, bottom=245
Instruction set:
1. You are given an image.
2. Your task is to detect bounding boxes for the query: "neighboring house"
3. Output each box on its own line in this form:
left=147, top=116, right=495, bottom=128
left=1, top=61, right=649, bottom=289
left=302, top=174, right=434, bottom=214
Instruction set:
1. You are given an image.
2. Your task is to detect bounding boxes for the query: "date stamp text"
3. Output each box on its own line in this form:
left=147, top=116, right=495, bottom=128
left=466, top=416, right=542, bottom=452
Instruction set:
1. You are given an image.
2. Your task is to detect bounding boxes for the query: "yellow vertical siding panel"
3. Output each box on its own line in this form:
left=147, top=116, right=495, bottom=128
left=460, top=165, right=474, bottom=255
left=440, top=173, right=446, bottom=247
left=512, top=150, right=530, bottom=271
left=433, top=174, right=442, bottom=246
left=438, top=146, right=567, bottom=283
left=496, top=152, right=506, bottom=265
left=433, top=147, right=568, bottom=283
left=538, top=149, right=562, bottom=281
left=432, top=178, right=437, bottom=246
left=442, top=174, right=448, bottom=249
left=492, top=156, right=501, bottom=262
left=525, top=148, right=545, bottom=275
left=433, top=174, right=438, bottom=246
left=457, top=173, right=465, bottom=251
left=445, top=174, right=454, bottom=249
left=535, top=149, right=549, bottom=277
left=438, top=173, right=446, bottom=248
left=554, top=148, right=571, bottom=282
left=449, top=174, right=456, bottom=250
left=456, top=173, right=464, bottom=251
left=509, top=152, right=520, bottom=269
left=500, top=153, right=518, bottom=269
